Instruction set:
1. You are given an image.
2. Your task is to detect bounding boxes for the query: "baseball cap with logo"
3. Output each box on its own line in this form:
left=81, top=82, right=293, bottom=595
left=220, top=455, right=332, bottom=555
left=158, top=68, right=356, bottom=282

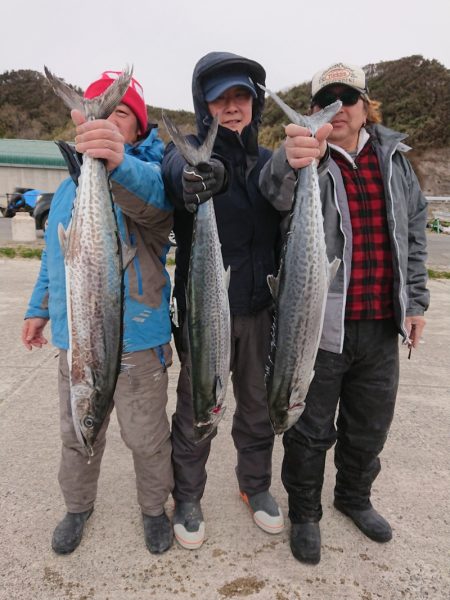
left=311, top=62, right=368, bottom=101
left=84, top=70, right=148, bottom=134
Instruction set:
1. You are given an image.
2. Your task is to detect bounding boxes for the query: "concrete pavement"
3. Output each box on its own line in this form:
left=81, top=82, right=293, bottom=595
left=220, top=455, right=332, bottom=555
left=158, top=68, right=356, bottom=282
left=0, top=259, right=449, bottom=600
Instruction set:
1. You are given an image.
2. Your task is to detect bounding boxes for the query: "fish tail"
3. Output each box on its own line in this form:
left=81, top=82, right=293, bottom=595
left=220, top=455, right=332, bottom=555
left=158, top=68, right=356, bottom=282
left=162, top=112, right=218, bottom=166
left=44, top=66, right=85, bottom=113
left=44, top=66, right=133, bottom=120
left=258, top=83, right=342, bottom=136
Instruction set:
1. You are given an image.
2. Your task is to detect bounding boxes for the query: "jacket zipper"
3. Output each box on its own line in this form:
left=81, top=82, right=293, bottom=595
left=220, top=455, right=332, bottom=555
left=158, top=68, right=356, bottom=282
left=385, top=145, right=407, bottom=338
left=330, top=171, right=347, bottom=353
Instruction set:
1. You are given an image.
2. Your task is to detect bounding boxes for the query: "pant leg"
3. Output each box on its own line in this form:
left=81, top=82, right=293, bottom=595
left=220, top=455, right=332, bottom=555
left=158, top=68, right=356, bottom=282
left=334, top=319, right=399, bottom=510
left=171, top=316, right=215, bottom=502
left=230, top=308, right=275, bottom=496
left=58, top=350, right=112, bottom=513
left=114, top=345, right=174, bottom=516
left=281, top=347, right=348, bottom=523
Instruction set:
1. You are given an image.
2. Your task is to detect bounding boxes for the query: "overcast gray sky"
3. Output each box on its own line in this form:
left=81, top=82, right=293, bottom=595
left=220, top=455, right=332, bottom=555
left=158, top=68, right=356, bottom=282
left=2, top=0, right=449, bottom=111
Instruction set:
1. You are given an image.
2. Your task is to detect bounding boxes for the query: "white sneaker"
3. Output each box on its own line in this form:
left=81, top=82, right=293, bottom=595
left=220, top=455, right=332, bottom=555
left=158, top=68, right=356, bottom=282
left=240, top=490, right=284, bottom=534
left=173, top=501, right=205, bottom=549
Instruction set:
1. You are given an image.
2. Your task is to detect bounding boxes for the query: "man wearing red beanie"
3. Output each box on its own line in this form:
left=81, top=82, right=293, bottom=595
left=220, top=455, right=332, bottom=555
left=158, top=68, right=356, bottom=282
left=22, top=70, right=175, bottom=556
left=84, top=70, right=149, bottom=135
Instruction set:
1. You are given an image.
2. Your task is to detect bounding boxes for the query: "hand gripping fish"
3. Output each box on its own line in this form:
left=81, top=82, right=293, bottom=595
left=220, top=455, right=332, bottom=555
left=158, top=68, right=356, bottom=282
left=260, top=86, right=342, bottom=434
left=44, top=67, right=133, bottom=457
left=162, top=114, right=231, bottom=442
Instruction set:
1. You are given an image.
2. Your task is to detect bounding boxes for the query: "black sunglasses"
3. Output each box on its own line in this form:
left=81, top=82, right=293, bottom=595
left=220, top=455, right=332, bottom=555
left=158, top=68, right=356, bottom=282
left=314, top=88, right=361, bottom=109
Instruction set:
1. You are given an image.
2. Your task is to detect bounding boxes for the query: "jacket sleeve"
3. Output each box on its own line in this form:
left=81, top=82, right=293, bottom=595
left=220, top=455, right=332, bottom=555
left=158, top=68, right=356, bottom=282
left=161, top=140, right=189, bottom=211
left=259, top=143, right=331, bottom=212
left=24, top=245, right=50, bottom=320
left=404, top=159, right=430, bottom=315
left=259, top=145, right=297, bottom=211
left=110, top=152, right=172, bottom=224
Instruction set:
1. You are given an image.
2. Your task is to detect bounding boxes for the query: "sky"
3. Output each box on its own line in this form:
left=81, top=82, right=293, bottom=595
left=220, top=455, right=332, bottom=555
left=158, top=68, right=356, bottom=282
left=1, top=0, right=449, bottom=112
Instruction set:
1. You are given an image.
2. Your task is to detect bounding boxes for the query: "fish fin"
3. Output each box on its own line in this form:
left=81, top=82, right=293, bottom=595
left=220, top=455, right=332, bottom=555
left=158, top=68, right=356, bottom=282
left=224, top=266, right=231, bottom=290
left=214, top=375, right=224, bottom=400
left=258, top=83, right=342, bottom=136
left=121, top=239, right=136, bottom=270
left=84, top=365, right=95, bottom=388
left=57, top=222, right=69, bottom=256
left=327, top=257, right=341, bottom=285
left=120, top=360, right=135, bottom=374
left=162, top=112, right=219, bottom=166
left=267, top=273, right=279, bottom=299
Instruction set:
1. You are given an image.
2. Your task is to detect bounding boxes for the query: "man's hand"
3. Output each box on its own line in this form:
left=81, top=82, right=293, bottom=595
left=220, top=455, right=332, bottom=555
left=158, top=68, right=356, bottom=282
left=285, top=123, right=332, bottom=170
left=405, top=315, right=426, bottom=349
left=22, top=317, right=49, bottom=350
left=71, top=109, right=125, bottom=172
left=182, top=158, right=226, bottom=213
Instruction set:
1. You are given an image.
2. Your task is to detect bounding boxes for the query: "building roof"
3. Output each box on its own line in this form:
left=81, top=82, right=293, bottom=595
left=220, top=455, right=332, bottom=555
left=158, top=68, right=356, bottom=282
left=0, top=139, right=67, bottom=168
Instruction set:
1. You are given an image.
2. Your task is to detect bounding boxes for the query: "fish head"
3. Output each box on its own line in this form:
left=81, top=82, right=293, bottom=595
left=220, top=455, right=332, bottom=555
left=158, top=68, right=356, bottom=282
left=71, top=383, right=104, bottom=456
left=78, top=411, right=104, bottom=457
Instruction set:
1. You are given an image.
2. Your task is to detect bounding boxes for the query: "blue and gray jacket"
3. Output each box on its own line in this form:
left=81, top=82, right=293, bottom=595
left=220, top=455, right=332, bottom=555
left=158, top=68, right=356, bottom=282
left=25, top=127, right=174, bottom=352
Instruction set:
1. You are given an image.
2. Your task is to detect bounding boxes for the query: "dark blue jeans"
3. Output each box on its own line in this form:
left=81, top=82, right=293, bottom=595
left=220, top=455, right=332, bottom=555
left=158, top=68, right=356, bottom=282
left=282, top=319, right=399, bottom=523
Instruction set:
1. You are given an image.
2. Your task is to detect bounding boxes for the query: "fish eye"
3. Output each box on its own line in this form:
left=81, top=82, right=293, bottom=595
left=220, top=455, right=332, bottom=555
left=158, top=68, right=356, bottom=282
left=83, top=416, right=95, bottom=429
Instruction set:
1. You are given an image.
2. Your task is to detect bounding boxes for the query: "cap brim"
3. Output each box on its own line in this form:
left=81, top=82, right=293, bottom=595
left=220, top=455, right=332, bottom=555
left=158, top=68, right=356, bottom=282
left=205, top=81, right=257, bottom=102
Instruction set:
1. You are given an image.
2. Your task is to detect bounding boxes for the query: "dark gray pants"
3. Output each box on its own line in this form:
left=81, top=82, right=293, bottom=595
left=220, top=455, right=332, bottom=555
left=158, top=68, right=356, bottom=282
left=282, top=319, right=399, bottom=523
left=171, top=308, right=275, bottom=502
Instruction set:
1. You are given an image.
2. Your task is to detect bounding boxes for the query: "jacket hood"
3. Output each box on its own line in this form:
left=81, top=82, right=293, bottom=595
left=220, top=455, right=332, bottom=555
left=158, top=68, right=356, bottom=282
left=192, top=51, right=266, bottom=140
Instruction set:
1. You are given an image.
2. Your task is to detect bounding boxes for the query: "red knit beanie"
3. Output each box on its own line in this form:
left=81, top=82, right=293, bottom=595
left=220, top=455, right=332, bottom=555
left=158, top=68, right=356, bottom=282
left=84, top=70, right=148, bottom=134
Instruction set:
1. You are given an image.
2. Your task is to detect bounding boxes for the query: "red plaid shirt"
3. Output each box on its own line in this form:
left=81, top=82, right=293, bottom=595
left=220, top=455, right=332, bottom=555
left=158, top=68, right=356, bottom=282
left=331, top=140, right=394, bottom=320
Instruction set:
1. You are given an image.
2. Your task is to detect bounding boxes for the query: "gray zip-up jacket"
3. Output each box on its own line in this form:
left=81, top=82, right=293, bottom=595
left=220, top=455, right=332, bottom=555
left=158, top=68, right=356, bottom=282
left=259, top=124, right=429, bottom=353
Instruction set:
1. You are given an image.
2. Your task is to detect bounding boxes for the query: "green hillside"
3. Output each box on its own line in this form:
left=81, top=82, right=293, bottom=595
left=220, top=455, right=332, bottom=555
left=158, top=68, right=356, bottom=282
left=0, top=55, right=448, bottom=151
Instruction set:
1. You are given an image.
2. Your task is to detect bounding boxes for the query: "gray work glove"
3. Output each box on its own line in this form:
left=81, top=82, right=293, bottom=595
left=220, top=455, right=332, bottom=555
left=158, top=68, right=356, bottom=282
left=182, top=158, right=226, bottom=213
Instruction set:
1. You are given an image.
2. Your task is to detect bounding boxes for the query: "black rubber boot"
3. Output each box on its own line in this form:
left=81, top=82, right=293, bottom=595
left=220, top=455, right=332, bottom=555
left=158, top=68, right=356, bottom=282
left=290, top=522, right=321, bottom=565
left=143, top=512, right=173, bottom=554
left=334, top=501, right=392, bottom=542
left=51, top=508, right=93, bottom=555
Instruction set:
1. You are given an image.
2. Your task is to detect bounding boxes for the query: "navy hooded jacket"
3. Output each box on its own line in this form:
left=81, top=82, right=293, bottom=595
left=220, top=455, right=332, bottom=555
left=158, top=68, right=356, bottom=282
left=162, top=51, right=281, bottom=315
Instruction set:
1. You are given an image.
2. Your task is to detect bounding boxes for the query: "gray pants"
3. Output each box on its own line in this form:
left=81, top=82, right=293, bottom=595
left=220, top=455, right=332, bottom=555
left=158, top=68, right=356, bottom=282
left=171, top=307, right=275, bottom=502
left=58, top=346, right=174, bottom=516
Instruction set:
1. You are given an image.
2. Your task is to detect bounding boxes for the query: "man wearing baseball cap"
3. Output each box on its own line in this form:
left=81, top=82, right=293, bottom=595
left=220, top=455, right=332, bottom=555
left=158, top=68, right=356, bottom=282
left=22, top=70, right=175, bottom=556
left=163, top=51, right=285, bottom=550
left=260, top=61, right=429, bottom=564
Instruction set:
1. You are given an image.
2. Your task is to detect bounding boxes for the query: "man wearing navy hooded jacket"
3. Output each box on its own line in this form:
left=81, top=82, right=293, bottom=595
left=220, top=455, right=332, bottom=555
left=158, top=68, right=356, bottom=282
left=163, top=51, right=284, bottom=549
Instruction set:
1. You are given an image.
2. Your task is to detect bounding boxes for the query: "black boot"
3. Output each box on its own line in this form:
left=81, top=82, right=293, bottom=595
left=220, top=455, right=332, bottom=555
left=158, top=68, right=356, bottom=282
left=143, top=512, right=173, bottom=554
left=334, top=501, right=392, bottom=542
left=290, top=522, right=321, bottom=564
left=51, top=508, right=93, bottom=554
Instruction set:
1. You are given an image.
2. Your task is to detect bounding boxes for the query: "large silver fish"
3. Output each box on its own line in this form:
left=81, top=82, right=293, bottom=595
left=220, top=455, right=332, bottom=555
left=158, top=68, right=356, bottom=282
left=162, top=114, right=231, bottom=441
left=261, top=86, right=341, bottom=434
left=45, top=67, right=133, bottom=456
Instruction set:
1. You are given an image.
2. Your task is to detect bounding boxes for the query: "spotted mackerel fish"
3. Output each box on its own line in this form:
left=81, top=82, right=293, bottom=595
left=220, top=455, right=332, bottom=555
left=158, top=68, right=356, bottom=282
left=162, top=114, right=231, bottom=441
left=44, top=67, right=134, bottom=457
left=261, top=86, right=342, bottom=434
